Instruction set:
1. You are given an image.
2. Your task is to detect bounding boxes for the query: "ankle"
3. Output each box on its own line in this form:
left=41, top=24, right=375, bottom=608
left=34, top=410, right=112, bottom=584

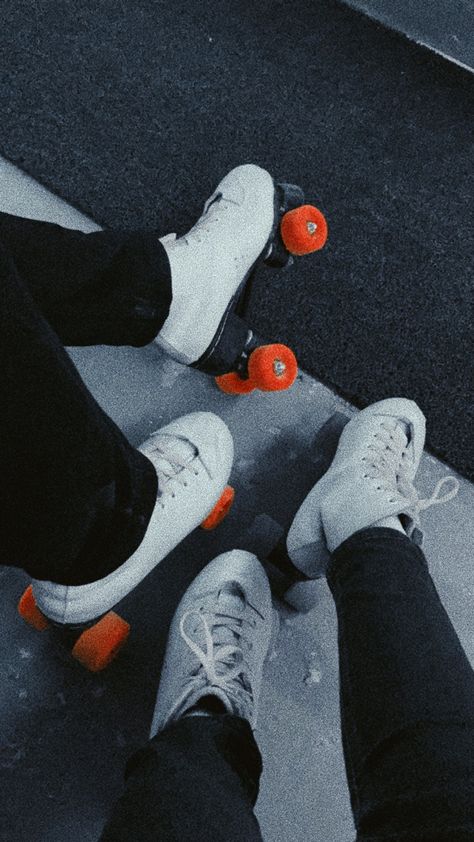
left=184, top=694, right=228, bottom=719
left=373, top=515, right=406, bottom=534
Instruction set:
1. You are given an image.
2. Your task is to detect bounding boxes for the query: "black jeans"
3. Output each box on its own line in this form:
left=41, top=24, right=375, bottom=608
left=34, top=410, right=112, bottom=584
left=0, top=211, right=172, bottom=585
left=100, top=530, right=474, bottom=842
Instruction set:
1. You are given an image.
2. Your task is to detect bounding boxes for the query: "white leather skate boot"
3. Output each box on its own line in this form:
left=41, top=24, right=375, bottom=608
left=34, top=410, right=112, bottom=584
left=32, top=412, right=234, bottom=625
left=287, top=398, right=459, bottom=579
left=156, top=164, right=277, bottom=364
left=150, top=550, right=276, bottom=736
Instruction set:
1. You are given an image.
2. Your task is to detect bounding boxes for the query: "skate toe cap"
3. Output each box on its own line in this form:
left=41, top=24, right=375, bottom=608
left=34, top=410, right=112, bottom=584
left=159, top=411, right=234, bottom=481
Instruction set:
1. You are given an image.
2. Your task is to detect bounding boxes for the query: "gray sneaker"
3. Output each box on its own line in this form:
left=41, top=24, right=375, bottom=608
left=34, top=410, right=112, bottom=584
left=287, top=398, right=459, bottom=579
left=150, top=550, right=276, bottom=737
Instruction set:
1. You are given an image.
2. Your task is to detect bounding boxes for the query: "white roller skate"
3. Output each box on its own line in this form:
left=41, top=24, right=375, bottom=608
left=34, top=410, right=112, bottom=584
left=156, top=164, right=328, bottom=395
left=19, top=412, right=235, bottom=671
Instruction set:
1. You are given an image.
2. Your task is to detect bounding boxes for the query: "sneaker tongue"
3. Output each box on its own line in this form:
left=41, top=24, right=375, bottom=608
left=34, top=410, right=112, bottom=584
left=207, top=584, right=246, bottom=649
left=157, top=434, right=197, bottom=465
left=379, top=416, right=409, bottom=445
left=217, top=583, right=246, bottom=614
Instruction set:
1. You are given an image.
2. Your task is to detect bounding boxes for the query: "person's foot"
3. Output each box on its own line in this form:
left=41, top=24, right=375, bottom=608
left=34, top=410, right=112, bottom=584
left=287, top=398, right=459, bottom=578
left=32, top=412, right=234, bottom=625
left=149, top=550, right=276, bottom=737
left=156, top=164, right=277, bottom=365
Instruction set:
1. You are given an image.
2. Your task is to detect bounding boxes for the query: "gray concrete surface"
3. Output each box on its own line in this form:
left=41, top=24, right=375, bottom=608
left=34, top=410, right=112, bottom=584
left=344, top=0, right=474, bottom=71
left=0, top=157, right=473, bottom=842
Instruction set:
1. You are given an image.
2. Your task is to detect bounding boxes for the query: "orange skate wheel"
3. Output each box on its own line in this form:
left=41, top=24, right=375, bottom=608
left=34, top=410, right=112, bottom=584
left=215, top=372, right=256, bottom=395
left=71, top=611, right=130, bottom=672
left=201, top=485, right=235, bottom=530
left=18, top=584, right=50, bottom=631
left=281, top=205, right=328, bottom=255
left=247, top=344, right=298, bottom=392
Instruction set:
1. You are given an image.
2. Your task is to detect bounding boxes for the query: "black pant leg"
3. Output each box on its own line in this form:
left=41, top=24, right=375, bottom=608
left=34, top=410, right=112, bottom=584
left=328, top=527, right=474, bottom=842
left=0, top=211, right=172, bottom=346
left=99, top=715, right=264, bottom=842
left=0, top=241, right=158, bottom=585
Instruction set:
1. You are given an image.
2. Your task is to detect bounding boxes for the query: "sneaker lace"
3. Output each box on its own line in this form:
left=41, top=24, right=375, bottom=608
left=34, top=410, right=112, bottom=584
left=364, top=421, right=460, bottom=528
left=151, top=446, right=199, bottom=508
left=177, top=607, right=255, bottom=722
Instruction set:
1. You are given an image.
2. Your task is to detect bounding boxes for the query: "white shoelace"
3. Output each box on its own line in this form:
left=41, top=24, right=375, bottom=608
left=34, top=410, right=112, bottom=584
left=175, top=607, right=255, bottom=722
left=363, top=421, right=460, bottom=528
left=150, top=445, right=200, bottom=508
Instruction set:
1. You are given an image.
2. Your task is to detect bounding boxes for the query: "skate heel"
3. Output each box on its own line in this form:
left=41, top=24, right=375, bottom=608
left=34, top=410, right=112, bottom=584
left=265, top=182, right=328, bottom=268
left=282, top=535, right=330, bottom=612
left=200, top=485, right=235, bottom=530
left=18, top=584, right=130, bottom=672
left=263, top=537, right=322, bottom=614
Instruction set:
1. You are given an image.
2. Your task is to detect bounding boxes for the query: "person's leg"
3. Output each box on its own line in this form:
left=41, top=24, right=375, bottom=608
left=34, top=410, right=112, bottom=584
left=100, top=716, right=263, bottom=842
left=0, top=211, right=173, bottom=346
left=288, top=397, right=472, bottom=840
left=328, top=528, right=474, bottom=842
left=2, top=165, right=298, bottom=602
left=0, top=163, right=295, bottom=364
left=1, top=240, right=233, bottom=601
left=99, top=550, right=273, bottom=842
left=0, top=239, right=158, bottom=585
